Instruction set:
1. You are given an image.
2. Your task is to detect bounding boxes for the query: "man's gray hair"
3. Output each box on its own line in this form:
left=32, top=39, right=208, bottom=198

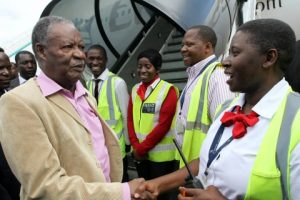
left=31, top=16, right=74, bottom=55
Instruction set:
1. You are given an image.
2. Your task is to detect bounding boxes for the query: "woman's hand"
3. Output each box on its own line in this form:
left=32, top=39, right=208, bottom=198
left=178, top=186, right=227, bottom=200
left=132, top=149, right=148, bottom=161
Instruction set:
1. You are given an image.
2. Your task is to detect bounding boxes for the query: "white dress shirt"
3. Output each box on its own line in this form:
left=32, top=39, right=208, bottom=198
left=18, top=74, right=27, bottom=84
left=198, top=79, right=300, bottom=200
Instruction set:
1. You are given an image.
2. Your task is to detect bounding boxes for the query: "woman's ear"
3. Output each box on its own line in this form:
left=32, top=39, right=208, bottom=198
left=262, top=48, right=278, bottom=69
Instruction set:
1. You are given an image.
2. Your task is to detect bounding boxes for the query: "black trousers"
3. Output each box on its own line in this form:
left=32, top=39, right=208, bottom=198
left=122, top=156, right=129, bottom=182
left=135, top=159, right=179, bottom=200
left=0, top=146, right=20, bottom=200
left=0, top=184, right=11, bottom=200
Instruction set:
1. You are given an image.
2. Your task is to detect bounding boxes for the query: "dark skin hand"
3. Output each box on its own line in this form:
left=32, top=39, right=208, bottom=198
left=133, top=159, right=200, bottom=199
left=132, top=149, right=148, bottom=161
left=178, top=186, right=227, bottom=200
left=132, top=182, right=158, bottom=200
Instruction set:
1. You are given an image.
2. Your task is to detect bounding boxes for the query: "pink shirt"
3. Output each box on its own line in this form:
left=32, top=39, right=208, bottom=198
left=37, top=72, right=130, bottom=199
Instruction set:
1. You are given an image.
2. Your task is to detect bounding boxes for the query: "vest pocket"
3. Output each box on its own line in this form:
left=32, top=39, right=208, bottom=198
left=245, top=169, right=282, bottom=200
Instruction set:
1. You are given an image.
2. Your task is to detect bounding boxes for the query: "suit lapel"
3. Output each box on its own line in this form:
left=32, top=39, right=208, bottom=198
left=48, top=94, right=87, bottom=129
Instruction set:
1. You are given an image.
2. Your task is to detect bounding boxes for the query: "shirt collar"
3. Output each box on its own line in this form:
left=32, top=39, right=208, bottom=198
left=186, top=55, right=216, bottom=77
left=233, top=78, right=290, bottom=119
left=148, top=77, right=160, bottom=90
left=138, top=76, right=161, bottom=90
left=18, top=74, right=27, bottom=84
left=94, top=68, right=109, bottom=81
left=37, top=71, right=87, bottom=98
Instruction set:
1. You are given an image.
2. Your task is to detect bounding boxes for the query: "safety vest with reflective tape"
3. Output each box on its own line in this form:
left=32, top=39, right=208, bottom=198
left=87, top=72, right=126, bottom=158
left=178, top=62, right=220, bottom=167
left=216, top=88, right=300, bottom=200
left=132, top=80, right=179, bottom=162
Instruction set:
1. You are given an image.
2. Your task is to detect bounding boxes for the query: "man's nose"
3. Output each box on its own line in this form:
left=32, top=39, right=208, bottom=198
left=221, top=57, right=230, bottom=68
left=92, top=60, right=100, bottom=66
left=74, top=47, right=86, bottom=60
left=1, top=68, right=10, bottom=76
left=27, top=62, right=35, bottom=69
left=180, top=45, right=187, bottom=54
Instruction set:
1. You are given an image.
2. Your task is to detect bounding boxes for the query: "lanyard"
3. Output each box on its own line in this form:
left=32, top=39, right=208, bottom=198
left=205, top=107, right=236, bottom=176
left=180, top=57, right=217, bottom=109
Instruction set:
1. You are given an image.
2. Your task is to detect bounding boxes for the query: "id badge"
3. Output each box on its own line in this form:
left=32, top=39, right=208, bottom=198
left=142, top=103, right=156, bottom=114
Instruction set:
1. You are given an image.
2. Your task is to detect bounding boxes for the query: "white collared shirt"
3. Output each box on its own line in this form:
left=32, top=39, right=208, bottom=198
left=18, top=74, right=27, bottom=84
left=198, top=79, right=300, bottom=200
left=136, top=78, right=161, bottom=99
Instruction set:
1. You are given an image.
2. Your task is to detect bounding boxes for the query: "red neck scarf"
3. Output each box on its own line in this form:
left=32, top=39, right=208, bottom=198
left=220, top=106, right=259, bottom=139
left=136, top=74, right=159, bottom=101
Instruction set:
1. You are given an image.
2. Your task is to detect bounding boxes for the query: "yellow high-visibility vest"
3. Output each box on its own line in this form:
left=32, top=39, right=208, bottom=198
left=178, top=62, right=221, bottom=167
left=132, top=80, right=179, bottom=162
left=217, top=89, right=300, bottom=200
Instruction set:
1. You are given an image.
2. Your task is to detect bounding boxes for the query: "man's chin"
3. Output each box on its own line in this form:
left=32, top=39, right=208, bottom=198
left=183, top=60, right=191, bottom=67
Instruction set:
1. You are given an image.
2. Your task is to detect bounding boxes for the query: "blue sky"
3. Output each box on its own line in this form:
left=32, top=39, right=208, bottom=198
left=0, top=0, right=51, bottom=58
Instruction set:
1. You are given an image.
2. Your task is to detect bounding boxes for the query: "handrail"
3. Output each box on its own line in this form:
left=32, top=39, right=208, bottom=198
left=110, top=15, right=157, bottom=73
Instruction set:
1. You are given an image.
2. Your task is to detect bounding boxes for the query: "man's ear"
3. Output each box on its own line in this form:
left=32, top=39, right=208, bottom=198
left=35, top=43, right=46, bottom=61
left=262, top=48, right=278, bottom=69
left=205, top=42, right=214, bottom=54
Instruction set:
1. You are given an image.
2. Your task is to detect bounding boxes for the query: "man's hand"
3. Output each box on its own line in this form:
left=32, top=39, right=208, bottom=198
left=178, top=186, right=227, bottom=200
left=132, top=180, right=159, bottom=200
left=129, top=178, right=145, bottom=198
left=129, top=178, right=156, bottom=199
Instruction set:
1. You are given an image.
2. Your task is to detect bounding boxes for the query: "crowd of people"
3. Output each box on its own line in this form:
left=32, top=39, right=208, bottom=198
left=0, top=15, right=299, bottom=200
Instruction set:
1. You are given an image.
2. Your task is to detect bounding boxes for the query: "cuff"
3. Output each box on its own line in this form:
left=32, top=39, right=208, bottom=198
left=122, top=183, right=131, bottom=200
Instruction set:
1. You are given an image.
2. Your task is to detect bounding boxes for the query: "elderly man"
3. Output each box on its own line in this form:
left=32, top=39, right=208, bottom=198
left=0, top=16, right=143, bottom=200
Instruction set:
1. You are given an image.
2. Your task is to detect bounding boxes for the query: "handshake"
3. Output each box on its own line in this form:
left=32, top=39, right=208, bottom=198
left=128, top=177, right=226, bottom=200
left=127, top=138, right=206, bottom=199
left=128, top=178, right=159, bottom=200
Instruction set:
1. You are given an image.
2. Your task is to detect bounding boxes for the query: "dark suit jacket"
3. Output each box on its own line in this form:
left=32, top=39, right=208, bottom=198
left=0, top=91, right=20, bottom=200
left=8, top=77, right=20, bottom=90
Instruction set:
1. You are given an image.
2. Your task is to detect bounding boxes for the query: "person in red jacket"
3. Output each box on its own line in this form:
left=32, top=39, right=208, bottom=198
left=127, top=49, right=178, bottom=200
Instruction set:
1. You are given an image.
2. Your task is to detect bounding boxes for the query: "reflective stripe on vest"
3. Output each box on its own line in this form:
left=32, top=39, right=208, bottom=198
left=179, top=62, right=220, bottom=167
left=276, top=92, right=300, bottom=200
left=106, top=75, right=116, bottom=123
left=135, top=131, right=174, bottom=140
left=185, top=63, right=214, bottom=132
left=214, top=98, right=235, bottom=120
left=132, top=80, right=178, bottom=162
